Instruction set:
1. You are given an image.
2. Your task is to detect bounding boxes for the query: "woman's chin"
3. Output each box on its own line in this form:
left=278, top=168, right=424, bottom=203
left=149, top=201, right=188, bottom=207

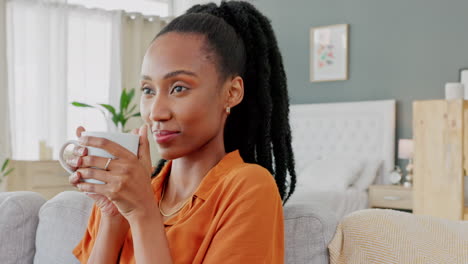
left=157, top=146, right=183, bottom=160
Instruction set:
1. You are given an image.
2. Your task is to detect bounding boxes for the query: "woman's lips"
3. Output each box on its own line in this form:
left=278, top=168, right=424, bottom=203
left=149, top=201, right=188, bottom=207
left=153, top=130, right=180, bottom=144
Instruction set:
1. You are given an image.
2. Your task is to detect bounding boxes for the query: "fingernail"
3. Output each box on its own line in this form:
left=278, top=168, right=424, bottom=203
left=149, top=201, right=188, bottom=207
left=77, top=184, right=82, bottom=190
left=67, top=158, right=76, bottom=167
left=78, top=136, right=86, bottom=144
left=80, top=147, right=87, bottom=155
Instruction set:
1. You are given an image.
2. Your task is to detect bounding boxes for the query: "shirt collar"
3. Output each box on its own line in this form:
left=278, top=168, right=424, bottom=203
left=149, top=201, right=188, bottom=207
left=152, top=150, right=244, bottom=201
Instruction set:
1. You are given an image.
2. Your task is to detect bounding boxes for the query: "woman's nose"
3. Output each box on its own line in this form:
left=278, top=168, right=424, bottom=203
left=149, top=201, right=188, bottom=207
left=149, top=95, right=171, bottom=122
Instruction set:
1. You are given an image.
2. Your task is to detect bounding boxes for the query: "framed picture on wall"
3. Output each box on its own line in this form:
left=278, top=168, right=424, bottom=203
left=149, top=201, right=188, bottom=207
left=310, top=24, right=349, bottom=82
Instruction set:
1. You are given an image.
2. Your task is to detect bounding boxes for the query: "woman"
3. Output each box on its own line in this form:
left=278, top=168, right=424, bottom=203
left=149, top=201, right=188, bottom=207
left=68, top=1, right=296, bottom=263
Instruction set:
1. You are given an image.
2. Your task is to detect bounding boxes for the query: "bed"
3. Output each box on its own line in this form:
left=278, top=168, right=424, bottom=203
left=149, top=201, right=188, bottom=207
left=287, top=100, right=396, bottom=220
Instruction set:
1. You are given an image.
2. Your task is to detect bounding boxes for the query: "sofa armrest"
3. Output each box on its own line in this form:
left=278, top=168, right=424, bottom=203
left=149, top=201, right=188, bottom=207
left=34, top=191, right=93, bottom=264
left=284, top=202, right=338, bottom=264
left=0, top=191, right=46, bottom=264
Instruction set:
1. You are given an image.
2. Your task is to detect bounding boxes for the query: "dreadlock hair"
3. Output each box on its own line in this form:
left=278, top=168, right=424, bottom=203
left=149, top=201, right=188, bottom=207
left=149, top=1, right=296, bottom=204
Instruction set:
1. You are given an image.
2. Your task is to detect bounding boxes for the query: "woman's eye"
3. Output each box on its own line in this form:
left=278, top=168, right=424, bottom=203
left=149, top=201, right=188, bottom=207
left=171, top=86, right=188, bottom=94
left=141, top=87, right=154, bottom=95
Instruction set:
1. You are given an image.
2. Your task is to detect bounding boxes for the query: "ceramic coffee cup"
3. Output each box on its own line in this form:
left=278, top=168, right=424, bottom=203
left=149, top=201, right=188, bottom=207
left=59, top=131, right=139, bottom=184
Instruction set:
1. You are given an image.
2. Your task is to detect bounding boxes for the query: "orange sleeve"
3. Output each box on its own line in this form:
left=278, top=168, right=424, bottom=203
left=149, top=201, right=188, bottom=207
left=72, top=204, right=101, bottom=263
left=203, top=166, right=285, bottom=264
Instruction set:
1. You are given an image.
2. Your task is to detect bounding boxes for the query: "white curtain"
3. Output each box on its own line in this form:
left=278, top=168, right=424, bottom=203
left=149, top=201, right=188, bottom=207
left=0, top=0, right=11, bottom=162
left=7, top=0, right=166, bottom=161
left=7, top=0, right=116, bottom=159
left=121, top=13, right=167, bottom=164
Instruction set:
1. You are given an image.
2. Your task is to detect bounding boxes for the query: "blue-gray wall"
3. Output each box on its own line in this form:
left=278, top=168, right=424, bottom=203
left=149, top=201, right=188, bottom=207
left=254, top=0, right=468, bottom=164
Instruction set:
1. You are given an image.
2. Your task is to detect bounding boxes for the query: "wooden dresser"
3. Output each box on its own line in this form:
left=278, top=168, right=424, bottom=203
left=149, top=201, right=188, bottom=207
left=7, top=160, right=76, bottom=199
left=413, top=100, right=468, bottom=220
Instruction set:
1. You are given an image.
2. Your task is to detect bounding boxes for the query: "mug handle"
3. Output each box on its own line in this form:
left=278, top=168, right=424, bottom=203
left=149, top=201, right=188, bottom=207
left=58, top=139, right=80, bottom=175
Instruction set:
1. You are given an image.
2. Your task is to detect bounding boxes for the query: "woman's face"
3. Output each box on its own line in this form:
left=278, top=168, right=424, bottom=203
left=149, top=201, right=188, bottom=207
left=140, top=32, right=231, bottom=160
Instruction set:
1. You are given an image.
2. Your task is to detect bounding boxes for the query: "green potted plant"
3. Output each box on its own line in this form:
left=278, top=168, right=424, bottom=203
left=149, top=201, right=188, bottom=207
left=71, top=88, right=141, bottom=133
left=0, top=158, right=14, bottom=192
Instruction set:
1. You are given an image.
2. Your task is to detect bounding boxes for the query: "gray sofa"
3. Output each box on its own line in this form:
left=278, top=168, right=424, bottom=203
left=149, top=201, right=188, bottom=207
left=0, top=191, right=338, bottom=264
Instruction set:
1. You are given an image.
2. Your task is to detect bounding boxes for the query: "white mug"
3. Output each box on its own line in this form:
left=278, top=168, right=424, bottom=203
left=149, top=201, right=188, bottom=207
left=59, top=131, right=140, bottom=185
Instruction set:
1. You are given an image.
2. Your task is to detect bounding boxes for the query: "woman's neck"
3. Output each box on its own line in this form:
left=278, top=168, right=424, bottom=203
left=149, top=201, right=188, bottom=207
left=164, top=137, right=227, bottom=204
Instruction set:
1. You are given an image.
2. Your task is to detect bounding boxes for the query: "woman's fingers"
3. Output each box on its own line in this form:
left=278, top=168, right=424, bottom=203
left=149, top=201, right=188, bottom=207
left=79, top=155, right=115, bottom=170
left=72, top=145, right=87, bottom=157
left=76, top=126, right=86, bottom=138
left=76, top=168, right=111, bottom=183
left=77, top=181, right=107, bottom=195
left=68, top=171, right=81, bottom=186
left=131, top=128, right=140, bottom=135
left=66, top=155, right=82, bottom=169
left=137, top=124, right=152, bottom=172
left=78, top=136, right=134, bottom=160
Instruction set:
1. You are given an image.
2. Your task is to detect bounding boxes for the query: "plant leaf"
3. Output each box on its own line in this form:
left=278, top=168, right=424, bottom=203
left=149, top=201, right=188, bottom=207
left=112, top=115, right=119, bottom=127
left=115, top=112, right=124, bottom=125
left=127, top=88, right=135, bottom=102
left=1, top=159, right=9, bottom=172
left=71, top=102, right=94, bottom=108
left=120, top=89, right=128, bottom=113
left=122, top=89, right=134, bottom=112
left=3, top=168, right=14, bottom=177
left=99, top=104, right=116, bottom=116
left=127, top=104, right=137, bottom=114
left=131, top=112, right=141, bottom=117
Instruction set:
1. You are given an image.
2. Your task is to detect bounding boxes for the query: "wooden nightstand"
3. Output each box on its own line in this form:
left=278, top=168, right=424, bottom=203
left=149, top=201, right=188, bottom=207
left=369, top=185, right=413, bottom=211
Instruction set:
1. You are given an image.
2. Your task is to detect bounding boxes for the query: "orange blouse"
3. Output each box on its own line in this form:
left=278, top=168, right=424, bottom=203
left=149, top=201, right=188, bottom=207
left=72, top=150, right=285, bottom=263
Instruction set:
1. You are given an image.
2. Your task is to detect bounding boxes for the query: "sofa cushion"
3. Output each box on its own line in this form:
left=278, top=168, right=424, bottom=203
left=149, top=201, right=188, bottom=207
left=0, top=191, right=46, bottom=264
left=283, top=202, right=338, bottom=264
left=34, top=191, right=93, bottom=264
left=329, top=209, right=468, bottom=263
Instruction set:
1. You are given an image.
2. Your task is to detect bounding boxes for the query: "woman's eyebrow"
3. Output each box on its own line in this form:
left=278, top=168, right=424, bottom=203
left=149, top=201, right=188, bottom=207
left=141, top=70, right=198, bottom=81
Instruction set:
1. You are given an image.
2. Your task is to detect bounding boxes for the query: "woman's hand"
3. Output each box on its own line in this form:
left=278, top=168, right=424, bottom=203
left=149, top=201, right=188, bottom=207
left=68, top=126, right=122, bottom=217
left=74, top=124, right=156, bottom=220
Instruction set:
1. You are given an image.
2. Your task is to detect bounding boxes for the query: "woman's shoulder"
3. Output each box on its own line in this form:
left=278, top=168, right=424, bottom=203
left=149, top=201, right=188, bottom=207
left=217, top=163, right=282, bottom=208
left=223, top=163, right=277, bottom=191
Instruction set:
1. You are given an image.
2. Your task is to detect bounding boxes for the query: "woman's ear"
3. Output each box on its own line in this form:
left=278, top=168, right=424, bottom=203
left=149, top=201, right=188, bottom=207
left=225, top=76, right=244, bottom=109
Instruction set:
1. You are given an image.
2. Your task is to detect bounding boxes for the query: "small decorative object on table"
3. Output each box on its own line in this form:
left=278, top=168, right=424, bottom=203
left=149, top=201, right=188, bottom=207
left=39, top=140, right=53, bottom=160
left=398, top=139, right=414, bottom=188
left=389, top=166, right=403, bottom=185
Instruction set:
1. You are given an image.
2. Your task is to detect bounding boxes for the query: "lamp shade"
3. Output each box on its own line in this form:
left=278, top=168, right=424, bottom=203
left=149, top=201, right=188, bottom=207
left=398, top=139, right=414, bottom=159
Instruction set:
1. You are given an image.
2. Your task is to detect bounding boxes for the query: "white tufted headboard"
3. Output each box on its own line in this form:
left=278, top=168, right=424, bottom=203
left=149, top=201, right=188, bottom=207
left=289, top=100, right=396, bottom=185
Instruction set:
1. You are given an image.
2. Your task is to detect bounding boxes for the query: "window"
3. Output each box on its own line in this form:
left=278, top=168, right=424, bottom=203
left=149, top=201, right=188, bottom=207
left=7, top=0, right=168, bottom=160
left=67, top=0, right=171, bottom=17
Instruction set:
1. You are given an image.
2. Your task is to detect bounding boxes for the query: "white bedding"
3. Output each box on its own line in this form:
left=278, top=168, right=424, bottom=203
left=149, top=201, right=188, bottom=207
left=287, top=188, right=369, bottom=220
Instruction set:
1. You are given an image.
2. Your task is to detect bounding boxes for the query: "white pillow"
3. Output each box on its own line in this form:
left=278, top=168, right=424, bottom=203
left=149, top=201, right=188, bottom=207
left=295, top=158, right=364, bottom=192
left=351, top=159, right=382, bottom=191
